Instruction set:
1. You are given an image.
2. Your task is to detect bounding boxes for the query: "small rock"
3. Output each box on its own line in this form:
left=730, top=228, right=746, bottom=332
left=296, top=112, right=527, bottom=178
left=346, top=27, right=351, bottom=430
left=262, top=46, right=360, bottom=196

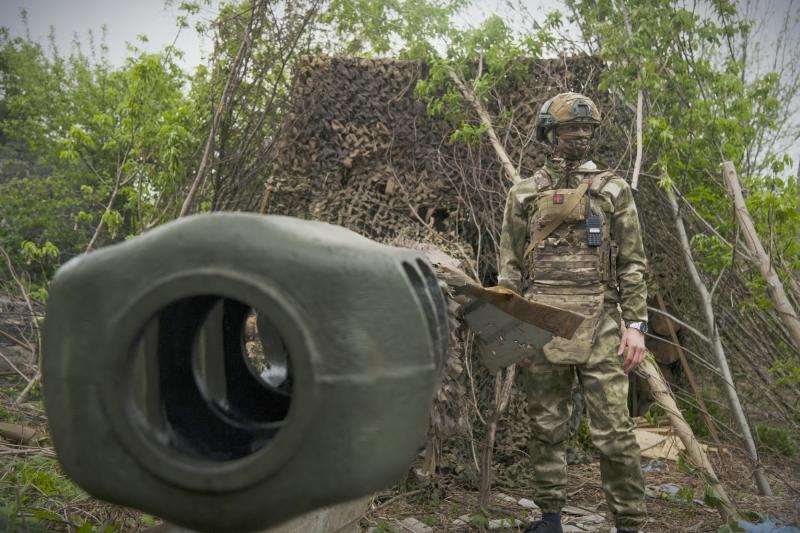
left=488, top=518, right=523, bottom=529
left=398, top=517, right=432, bottom=533
left=518, top=498, right=539, bottom=509
left=495, top=492, right=518, bottom=504
left=563, top=525, right=590, bottom=533
left=563, top=505, right=596, bottom=516
left=642, top=460, right=664, bottom=472
left=645, top=482, right=681, bottom=499
left=452, top=514, right=472, bottom=526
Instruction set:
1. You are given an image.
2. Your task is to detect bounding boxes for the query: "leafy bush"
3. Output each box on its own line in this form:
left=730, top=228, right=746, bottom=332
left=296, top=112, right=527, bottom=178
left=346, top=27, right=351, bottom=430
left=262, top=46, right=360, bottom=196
left=756, top=424, right=797, bottom=460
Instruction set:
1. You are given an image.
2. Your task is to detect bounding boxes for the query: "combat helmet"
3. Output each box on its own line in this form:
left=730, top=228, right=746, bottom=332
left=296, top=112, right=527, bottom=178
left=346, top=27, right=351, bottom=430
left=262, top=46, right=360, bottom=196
left=535, top=92, right=601, bottom=143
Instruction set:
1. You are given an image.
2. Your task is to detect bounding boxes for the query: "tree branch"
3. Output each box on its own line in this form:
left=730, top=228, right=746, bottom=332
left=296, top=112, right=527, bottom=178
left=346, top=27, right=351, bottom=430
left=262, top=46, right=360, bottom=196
left=448, top=70, right=521, bottom=185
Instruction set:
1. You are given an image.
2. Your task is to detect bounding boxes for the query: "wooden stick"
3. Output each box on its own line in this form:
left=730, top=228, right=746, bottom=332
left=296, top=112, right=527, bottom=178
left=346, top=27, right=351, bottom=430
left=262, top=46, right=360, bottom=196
left=0, top=421, right=39, bottom=445
left=655, top=293, right=723, bottom=449
left=478, top=364, right=516, bottom=509
left=631, top=90, right=643, bottom=191
left=638, top=357, right=739, bottom=523
left=259, top=183, right=273, bottom=214
left=448, top=70, right=521, bottom=185
left=667, top=188, right=772, bottom=496
left=15, top=371, right=41, bottom=405
left=180, top=2, right=256, bottom=217
left=721, top=161, right=800, bottom=352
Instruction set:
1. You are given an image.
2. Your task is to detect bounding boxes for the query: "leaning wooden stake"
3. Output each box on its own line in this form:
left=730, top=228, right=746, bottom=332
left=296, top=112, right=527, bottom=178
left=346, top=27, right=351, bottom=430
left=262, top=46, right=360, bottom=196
left=667, top=188, right=773, bottom=496
left=655, top=294, right=723, bottom=450
left=446, top=69, right=522, bottom=508
left=638, top=357, right=740, bottom=523
left=478, top=364, right=516, bottom=509
left=721, top=161, right=800, bottom=353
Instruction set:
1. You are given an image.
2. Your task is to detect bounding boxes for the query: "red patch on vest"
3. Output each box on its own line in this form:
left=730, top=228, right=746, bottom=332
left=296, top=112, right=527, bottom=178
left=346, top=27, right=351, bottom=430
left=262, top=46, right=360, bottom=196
left=553, top=193, right=564, bottom=204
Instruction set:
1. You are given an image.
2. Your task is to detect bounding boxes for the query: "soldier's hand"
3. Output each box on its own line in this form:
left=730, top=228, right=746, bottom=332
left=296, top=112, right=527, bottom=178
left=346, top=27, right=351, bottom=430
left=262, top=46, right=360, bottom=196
left=618, top=328, right=646, bottom=373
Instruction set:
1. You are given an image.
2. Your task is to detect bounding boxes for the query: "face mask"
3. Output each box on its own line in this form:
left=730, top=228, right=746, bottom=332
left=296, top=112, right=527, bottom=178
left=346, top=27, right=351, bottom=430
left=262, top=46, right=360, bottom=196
left=555, top=129, right=592, bottom=160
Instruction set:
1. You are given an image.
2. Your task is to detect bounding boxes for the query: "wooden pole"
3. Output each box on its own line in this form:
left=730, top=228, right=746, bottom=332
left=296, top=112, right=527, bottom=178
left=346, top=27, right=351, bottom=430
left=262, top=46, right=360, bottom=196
left=654, top=293, right=723, bottom=449
left=639, top=358, right=739, bottom=523
left=631, top=90, right=643, bottom=191
left=478, top=364, right=516, bottom=509
left=445, top=69, right=521, bottom=508
left=721, top=161, right=800, bottom=352
left=667, top=188, right=772, bottom=496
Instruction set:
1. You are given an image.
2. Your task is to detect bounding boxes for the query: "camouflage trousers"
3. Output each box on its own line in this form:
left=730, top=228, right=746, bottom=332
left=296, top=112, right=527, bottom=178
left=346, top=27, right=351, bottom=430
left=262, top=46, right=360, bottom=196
left=521, top=306, right=646, bottom=530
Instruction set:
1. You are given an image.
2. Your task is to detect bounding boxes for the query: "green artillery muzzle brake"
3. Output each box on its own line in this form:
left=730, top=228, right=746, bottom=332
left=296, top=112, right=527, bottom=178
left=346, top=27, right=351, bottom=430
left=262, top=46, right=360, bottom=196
left=42, top=214, right=447, bottom=532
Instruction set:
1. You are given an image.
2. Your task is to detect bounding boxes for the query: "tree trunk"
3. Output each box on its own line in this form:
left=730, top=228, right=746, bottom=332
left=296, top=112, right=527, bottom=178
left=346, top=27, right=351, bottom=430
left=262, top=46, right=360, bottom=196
left=667, top=188, right=772, bottom=496
left=721, top=161, right=800, bottom=352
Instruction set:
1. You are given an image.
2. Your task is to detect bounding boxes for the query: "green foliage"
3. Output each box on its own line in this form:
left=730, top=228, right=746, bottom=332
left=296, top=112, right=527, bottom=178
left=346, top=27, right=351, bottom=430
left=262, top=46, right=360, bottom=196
left=569, top=0, right=800, bottom=360
left=756, top=424, right=797, bottom=459
left=674, top=485, right=695, bottom=506
left=415, top=12, right=559, bottom=148
left=321, top=0, right=470, bottom=59
left=469, top=512, right=489, bottom=527
left=717, top=522, right=745, bottom=533
left=372, top=520, right=397, bottom=533
left=676, top=452, right=700, bottom=477
left=676, top=389, right=721, bottom=440
left=643, top=403, right=666, bottom=427
left=0, top=20, right=202, bottom=279
left=575, top=0, right=783, bottom=182
left=575, top=416, right=593, bottom=449
left=422, top=514, right=439, bottom=527
left=703, top=484, right=723, bottom=508
left=0, top=454, right=156, bottom=530
left=770, top=357, right=800, bottom=387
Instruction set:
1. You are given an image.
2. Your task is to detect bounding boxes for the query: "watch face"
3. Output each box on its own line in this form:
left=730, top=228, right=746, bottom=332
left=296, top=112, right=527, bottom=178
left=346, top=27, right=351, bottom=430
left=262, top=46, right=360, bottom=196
left=628, top=321, right=648, bottom=334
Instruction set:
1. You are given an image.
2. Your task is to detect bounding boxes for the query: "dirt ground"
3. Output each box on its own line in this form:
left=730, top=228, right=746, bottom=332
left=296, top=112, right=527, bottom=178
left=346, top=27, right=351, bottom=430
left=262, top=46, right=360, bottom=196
left=355, top=451, right=800, bottom=533
left=1, top=342, right=798, bottom=533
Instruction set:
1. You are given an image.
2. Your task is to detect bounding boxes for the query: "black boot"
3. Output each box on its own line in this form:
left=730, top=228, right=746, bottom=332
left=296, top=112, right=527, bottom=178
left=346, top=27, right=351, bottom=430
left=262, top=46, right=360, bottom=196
left=524, top=513, right=563, bottom=533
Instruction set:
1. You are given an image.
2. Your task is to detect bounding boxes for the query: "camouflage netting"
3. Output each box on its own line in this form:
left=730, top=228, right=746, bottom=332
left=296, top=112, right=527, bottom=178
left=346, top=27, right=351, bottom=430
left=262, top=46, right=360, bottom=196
left=260, top=54, right=799, bottom=484
left=270, top=55, right=607, bottom=247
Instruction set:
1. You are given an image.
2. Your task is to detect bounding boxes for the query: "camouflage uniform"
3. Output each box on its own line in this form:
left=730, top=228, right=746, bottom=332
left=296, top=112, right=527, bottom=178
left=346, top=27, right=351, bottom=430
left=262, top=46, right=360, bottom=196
left=499, top=157, right=648, bottom=530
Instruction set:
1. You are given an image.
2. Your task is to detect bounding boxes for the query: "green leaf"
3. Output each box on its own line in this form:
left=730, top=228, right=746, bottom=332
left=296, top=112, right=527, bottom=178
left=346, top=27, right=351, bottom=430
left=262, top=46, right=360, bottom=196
left=29, top=508, right=63, bottom=522
left=703, top=484, right=722, bottom=507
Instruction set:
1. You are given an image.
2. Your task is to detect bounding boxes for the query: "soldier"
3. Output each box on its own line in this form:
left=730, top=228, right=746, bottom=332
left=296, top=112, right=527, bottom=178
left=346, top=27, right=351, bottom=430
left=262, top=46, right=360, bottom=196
left=498, top=92, right=648, bottom=533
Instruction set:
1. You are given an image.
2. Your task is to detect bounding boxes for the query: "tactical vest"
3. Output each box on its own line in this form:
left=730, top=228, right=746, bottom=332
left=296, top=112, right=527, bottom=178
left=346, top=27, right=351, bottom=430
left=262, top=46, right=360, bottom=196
left=524, top=168, right=617, bottom=364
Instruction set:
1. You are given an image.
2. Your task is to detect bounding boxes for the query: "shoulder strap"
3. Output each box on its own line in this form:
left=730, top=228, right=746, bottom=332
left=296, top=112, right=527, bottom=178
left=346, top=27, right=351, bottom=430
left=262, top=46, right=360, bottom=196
left=588, top=170, right=615, bottom=194
left=533, top=167, right=554, bottom=192
left=524, top=176, right=593, bottom=258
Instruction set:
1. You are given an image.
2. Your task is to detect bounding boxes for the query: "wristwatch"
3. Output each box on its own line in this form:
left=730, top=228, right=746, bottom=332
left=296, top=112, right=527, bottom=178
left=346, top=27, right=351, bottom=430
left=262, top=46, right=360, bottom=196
left=625, top=321, right=649, bottom=334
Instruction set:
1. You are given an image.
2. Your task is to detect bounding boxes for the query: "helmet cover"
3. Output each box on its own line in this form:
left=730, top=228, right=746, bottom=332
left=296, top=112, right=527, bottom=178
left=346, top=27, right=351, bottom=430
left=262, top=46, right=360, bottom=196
left=536, top=92, right=601, bottom=142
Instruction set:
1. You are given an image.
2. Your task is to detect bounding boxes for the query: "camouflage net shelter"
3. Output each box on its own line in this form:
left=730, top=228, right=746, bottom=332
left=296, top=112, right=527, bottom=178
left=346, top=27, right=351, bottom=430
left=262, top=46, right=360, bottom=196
left=261, top=54, right=799, bottom=483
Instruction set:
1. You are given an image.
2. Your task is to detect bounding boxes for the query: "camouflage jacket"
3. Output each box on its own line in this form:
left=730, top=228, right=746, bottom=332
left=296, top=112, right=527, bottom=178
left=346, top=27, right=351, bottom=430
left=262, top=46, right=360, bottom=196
left=498, top=159, right=648, bottom=323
